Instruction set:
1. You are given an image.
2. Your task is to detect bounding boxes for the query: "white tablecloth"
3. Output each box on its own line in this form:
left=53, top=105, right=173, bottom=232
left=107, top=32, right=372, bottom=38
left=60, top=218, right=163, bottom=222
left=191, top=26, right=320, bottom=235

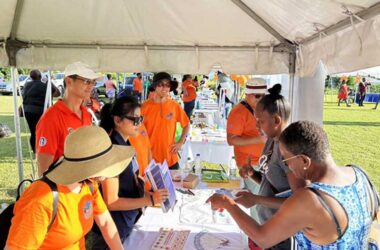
left=123, top=188, right=249, bottom=250
left=180, top=128, right=234, bottom=166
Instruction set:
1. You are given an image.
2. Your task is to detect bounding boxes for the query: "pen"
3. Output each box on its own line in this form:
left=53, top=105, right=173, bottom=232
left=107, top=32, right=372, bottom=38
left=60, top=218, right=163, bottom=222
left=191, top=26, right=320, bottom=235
left=187, top=189, right=195, bottom=196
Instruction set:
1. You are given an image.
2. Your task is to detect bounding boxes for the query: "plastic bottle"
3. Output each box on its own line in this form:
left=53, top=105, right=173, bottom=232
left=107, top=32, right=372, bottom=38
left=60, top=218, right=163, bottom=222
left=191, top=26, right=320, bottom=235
left=194, top=153, right=202, bottom=176
left=185, top=157, right=193, bottom=174
left=229, top=156, right=237, bottom=180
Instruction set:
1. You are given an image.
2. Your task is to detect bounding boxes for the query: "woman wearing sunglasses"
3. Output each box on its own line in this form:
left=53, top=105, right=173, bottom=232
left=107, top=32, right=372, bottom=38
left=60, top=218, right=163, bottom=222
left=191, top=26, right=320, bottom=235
left=91, top=96, right=169, bottom=248
left=234, top=84, right=305, bottom=249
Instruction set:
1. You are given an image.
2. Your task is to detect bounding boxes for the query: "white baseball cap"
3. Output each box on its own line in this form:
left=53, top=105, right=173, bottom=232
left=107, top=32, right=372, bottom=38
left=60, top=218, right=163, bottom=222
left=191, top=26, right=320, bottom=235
left=64, top=62, right=101, bottom=80
left=245, top=78, right=267, bottom=95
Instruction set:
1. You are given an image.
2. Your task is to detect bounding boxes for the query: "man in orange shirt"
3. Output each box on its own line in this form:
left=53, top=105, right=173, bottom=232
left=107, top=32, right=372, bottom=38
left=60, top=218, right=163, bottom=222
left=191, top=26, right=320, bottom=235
left=142, top=72, right=190, bottom=169
left=182, top=74, right=197, bottom=119
left=227, top=78, right=267, bottom=218
left=133, top=73, right=143, bottom=100
left=35, top=62, right=100, bottom=176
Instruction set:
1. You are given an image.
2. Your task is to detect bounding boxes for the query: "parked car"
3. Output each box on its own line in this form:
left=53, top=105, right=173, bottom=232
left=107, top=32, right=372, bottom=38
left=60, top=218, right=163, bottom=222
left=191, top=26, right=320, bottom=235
left=95, top=76, right=108, bottom=97
left=0, top=80, right=13, bottom=95
left=52, top=73, right=65, bottom=97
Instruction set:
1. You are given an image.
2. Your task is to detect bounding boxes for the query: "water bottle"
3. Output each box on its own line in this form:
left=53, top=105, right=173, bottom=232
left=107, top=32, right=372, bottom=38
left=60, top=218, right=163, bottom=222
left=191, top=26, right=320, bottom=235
left=185, top=157, right=192, bottom=174
left=229, top=156, right=237, bottom=180
left=194, top=153, right=202, bottom=176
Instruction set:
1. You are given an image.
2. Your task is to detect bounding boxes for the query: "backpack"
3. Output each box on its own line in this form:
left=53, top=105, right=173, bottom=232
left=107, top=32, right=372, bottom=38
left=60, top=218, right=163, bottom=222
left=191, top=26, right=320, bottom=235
left=0, top=177, right=58, bottom=249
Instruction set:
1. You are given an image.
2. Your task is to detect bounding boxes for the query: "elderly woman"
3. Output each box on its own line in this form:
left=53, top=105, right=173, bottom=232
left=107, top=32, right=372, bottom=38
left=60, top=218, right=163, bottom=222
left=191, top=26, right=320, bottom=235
left=207, top=121, right=375, bottom=249
left=6, top=126, right=134, bottom=249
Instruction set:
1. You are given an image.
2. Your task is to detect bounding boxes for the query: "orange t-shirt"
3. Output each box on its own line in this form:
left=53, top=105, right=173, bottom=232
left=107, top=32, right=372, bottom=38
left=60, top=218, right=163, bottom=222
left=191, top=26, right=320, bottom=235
left=6, top=180, right=107, bottom=250
left=36, top=100, right=92, bottom=162
left=227, top=103, right=264, bottom=167
left=141, top=99, right=189, bottom=167
left=133, top=78, right=143, bottom=93
left=182, top=80, right=197, bottom=103
left=129, top=124, right=151, bottom=175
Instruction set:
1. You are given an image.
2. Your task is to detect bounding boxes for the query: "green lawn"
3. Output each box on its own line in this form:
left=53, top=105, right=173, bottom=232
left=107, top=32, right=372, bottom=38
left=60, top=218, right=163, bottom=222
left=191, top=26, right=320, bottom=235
left=0, top=95, right=379, bottom=204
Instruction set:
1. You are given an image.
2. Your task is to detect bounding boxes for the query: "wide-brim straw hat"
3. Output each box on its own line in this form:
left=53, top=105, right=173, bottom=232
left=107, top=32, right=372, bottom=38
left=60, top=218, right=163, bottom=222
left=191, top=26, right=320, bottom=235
left=245, top=78, right=267, bottom=95
left=46, top=126, right=134, bottom=185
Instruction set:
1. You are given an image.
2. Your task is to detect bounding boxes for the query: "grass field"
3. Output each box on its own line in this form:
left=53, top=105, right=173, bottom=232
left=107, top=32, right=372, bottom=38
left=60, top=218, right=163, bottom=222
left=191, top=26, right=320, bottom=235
left=0, top=95, right=379, bottom=204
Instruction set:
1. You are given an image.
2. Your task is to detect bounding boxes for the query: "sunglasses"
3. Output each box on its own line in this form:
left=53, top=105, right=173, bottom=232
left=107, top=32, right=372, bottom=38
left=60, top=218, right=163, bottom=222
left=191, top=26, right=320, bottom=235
left=70, top=75, right=96, bottom=86
left=124, top=115, right=144, bottom=126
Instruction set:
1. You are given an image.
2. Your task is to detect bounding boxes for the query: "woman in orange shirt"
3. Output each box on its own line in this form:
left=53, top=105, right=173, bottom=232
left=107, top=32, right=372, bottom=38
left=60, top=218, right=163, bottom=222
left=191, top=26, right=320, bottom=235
left=6, top=126, right=133, bottom=250
left=182, top=74, right=197, bottom=119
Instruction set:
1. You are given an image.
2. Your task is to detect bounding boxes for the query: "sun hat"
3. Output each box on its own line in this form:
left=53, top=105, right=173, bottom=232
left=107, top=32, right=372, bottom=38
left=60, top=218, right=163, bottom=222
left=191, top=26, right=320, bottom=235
left=46, top=126, right=135, bottom=185
left=64, top=62, right=102, bottom=80
left=245, top=78, right=267, bottom=95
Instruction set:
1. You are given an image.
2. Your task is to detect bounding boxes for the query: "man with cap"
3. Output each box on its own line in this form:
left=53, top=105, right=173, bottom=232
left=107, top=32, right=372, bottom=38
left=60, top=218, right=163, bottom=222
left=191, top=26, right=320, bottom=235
left=226, top=78, right=267, bottom=219
left=35, top=62, right=100, bottom=176
left=141, top=72, right=190, bottom=169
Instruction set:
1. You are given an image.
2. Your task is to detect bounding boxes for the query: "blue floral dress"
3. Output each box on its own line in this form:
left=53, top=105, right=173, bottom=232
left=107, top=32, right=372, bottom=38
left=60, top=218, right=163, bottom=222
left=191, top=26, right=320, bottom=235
left=294, top=167, right=372, bottom=249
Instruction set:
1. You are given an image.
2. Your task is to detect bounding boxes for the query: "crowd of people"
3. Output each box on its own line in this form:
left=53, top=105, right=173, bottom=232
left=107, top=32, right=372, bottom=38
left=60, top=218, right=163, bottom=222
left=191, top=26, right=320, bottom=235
left=5, top=62, right=378, bottom=249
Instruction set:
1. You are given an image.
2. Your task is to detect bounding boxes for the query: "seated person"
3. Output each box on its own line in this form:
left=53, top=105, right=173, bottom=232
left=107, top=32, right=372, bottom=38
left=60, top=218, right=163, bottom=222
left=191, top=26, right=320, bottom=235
left=207, top=121, right=376, bottom=249
left=6, top=126, right=133, bottom=249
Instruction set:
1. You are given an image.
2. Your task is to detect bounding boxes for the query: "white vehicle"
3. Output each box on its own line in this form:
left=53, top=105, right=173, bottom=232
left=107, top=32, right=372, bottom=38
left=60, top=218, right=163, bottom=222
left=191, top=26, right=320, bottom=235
left=18, top=72, right=65, bottom=96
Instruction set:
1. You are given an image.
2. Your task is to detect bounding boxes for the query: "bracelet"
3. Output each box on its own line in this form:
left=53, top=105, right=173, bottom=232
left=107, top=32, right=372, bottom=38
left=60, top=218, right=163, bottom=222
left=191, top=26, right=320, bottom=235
left=149, top=194, right=155, bottom=206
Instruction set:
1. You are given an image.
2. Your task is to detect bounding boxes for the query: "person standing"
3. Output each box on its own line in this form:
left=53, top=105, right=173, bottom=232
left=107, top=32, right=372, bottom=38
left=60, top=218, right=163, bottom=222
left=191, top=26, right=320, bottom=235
left=133, top=73, right=143, bottom=100
left=227, top=78, right=267, bottom=220
left=22, top=70, right=60, bottom=152
left=337, top=80, right=351, bottom=107
left=142, top=72, right=190, bottom=169
left=182, top=74, right=197, bottom=119
left=35, top=62, right=100, bottom=176
left=236, top=84, right=305, bottom=249
left=358, top=77, right=370, bottom=107
left=105, top=74, right=117, bottom=103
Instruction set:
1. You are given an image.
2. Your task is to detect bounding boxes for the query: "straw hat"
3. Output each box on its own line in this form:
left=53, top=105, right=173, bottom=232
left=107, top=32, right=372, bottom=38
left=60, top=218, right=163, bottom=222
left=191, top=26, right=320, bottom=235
left=64, top=62, right=102, bottom=80
left=46, top=126, right=134, bottom=185
left=245, top=78, right=267, bottom=95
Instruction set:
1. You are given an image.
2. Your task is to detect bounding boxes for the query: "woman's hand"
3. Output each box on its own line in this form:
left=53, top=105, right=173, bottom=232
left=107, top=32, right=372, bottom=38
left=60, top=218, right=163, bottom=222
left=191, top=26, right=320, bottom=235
left=206, top=193, right=236, bottom=211
left=239, top=165, right=254, bottom=179
left=150, top=189, right=169, bottom=206
left=234, top=191, right=256, bottom=208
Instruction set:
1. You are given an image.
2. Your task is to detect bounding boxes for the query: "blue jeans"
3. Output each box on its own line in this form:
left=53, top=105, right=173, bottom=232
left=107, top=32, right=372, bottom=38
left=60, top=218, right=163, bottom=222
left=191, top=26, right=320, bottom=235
left=184, top=100, right=195, bottom=119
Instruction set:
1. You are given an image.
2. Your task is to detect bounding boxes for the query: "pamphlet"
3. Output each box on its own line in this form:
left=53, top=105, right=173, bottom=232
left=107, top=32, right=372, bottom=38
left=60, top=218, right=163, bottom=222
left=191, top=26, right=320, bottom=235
left=145, top=160, right=177, bottom=213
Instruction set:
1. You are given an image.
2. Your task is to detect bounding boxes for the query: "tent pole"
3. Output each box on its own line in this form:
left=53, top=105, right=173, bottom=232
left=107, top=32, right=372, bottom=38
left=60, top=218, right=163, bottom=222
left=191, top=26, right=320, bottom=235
left=11, top=66, right=24, bottom=184
left=288, top=51, right=296, bottom=122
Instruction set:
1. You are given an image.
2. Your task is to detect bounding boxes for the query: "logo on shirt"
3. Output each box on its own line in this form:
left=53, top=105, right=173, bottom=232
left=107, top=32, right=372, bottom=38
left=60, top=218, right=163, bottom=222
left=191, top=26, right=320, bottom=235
left=39, top=137, right=47, bottom=147
left=141, top=130, right=147, bottom=137
left=166, top=112, right=174, bottom=120
left=83, top=200, right=93, bottom=220
left=67, top=127, right=74, bottom=134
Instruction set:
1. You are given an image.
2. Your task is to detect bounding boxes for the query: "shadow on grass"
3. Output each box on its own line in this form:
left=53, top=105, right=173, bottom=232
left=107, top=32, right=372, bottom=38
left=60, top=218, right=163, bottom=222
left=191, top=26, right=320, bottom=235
left=324, top=121, right=380, bottom=126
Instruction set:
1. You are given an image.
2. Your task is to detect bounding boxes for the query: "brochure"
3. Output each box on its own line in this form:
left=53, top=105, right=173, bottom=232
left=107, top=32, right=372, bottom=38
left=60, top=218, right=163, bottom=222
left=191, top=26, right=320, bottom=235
left=145, top=160, right=177, bottom=213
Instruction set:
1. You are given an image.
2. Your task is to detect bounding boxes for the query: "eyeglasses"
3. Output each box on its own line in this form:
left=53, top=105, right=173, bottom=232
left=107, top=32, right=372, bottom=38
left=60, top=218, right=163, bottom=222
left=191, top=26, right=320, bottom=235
left=70, top=75, right=96, bottom=86
left=282, top=155, right=301, bottom=165
left=124, top=115, right=144, bottom=126
left=254, top=94, right=264, bottom=99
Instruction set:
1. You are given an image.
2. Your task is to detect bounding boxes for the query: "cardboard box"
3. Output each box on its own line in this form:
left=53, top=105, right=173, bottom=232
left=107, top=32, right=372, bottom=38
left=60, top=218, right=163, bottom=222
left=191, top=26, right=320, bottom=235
left=182, top=174, right=199, bottom=189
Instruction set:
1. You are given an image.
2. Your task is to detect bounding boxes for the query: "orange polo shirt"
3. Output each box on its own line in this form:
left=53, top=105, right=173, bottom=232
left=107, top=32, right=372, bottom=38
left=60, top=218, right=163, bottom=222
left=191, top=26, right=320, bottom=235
left=182, top=80, right=197, bottom=103
left=36, top=100, right=92, bottom=162
left=133, top=78, right=143, bottom=93
left=141, top=99, right=189, bottom=167
left=227, top=103, right=264, bottom=167
left=7, top=180, right=107, bottom=250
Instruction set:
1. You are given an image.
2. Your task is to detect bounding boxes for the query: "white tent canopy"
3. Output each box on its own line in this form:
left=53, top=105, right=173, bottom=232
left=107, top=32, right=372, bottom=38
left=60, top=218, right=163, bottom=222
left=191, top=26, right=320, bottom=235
left=1, top=0, right=380, bottom=183
left=0, top=0, right=379, bottom=75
